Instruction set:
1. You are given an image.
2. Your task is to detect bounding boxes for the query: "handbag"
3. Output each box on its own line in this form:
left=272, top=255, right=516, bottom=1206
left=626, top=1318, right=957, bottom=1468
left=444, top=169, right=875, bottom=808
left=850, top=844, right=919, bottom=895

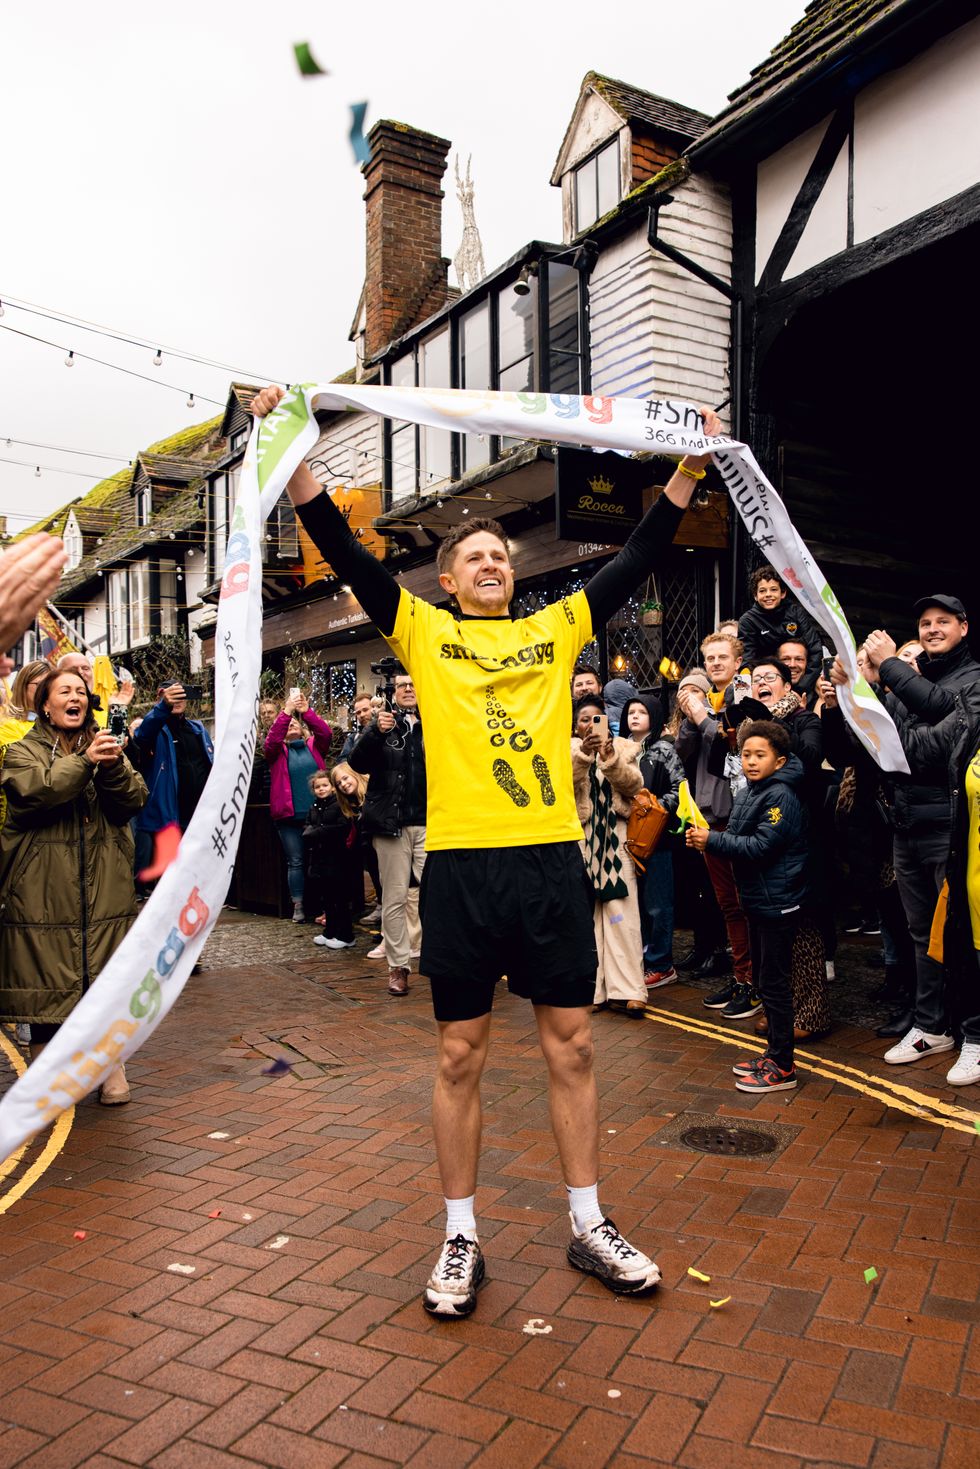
left=625, top=788, right=669, bottom=872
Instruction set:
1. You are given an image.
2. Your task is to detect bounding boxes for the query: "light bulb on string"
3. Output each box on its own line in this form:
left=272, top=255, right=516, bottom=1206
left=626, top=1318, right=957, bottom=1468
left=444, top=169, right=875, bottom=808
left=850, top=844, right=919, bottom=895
left=484, top=491, right=492, bottom=500
left=34, top=465, right=40, bottom=478
left=186, top=393, right=195, bottom=408
left=153, top=350, right=162, bottom=367
left=65, top=351, right=75, bottom=368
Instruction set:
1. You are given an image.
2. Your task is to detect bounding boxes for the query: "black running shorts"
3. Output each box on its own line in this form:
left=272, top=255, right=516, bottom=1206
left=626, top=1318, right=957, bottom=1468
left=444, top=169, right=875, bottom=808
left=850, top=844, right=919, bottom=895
left=419, top=841, right=598, bottom=1023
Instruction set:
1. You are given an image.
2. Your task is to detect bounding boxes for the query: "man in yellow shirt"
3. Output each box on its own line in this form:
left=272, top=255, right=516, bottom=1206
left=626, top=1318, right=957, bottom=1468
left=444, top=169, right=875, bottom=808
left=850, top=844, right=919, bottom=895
left=252, top=386, right=719, bottom=1317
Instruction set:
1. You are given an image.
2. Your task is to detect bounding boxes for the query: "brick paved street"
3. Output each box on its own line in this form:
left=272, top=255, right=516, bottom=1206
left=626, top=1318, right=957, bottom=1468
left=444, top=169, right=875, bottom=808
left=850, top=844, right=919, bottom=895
left=2, top=914, right=979, bottom=1468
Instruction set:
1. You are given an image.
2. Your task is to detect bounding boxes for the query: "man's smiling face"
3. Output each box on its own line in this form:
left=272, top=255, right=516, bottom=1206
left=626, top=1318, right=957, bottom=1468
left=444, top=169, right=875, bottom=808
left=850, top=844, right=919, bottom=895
left=439, top=530, right=514, bottom=616
left=917, top=607, right=966, bottom=658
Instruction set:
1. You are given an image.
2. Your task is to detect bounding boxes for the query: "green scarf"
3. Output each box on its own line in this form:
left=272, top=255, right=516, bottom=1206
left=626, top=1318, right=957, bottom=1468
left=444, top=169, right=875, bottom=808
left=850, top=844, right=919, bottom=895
left=584, top=762, right=628, bottom=901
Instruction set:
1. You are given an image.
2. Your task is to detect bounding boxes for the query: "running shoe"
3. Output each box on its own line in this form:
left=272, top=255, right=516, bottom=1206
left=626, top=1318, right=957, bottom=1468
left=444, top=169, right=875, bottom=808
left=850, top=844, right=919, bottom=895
left=721, top=984, right=763, bottom=1020
left=645, top=967, right=678, bottom=989
left=367, top=941, right=387, bottom=959
left=731, top=1054, right=768, bottom=1077
left=703, top=980, right=735, bottom=1009
left=734, top=1057, right=797, bottom=1093
left=566, top=1215, right=661, bottom=1295
left=422, top=1234, right=486, bottom=1317
left=883, top=1027, right=955, bottom=1065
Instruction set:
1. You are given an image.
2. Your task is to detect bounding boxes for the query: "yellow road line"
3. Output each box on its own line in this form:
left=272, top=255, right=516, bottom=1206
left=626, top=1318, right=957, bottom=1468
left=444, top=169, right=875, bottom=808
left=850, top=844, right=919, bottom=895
left=644, top=1005, right=980, bottom=1139
left=0, top=1029, right=75, bottom=1212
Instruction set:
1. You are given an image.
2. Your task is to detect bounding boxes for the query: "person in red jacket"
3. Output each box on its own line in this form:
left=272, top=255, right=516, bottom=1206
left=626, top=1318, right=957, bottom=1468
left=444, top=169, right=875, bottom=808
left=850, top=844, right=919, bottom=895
left=263, top=690, right=332, bottom=922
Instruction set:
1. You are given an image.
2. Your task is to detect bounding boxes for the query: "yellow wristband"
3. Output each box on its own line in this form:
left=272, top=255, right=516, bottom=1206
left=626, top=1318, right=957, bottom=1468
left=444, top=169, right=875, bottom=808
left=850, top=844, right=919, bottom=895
left=677, top=460, right=707, bottom=481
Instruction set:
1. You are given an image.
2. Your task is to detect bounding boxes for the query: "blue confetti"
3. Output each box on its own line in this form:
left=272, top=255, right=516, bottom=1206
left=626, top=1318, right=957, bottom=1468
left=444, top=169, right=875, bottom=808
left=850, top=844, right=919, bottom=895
left=349, top=102, right=371, bottom=165
left=261, top=1057, right=293, bottom=1077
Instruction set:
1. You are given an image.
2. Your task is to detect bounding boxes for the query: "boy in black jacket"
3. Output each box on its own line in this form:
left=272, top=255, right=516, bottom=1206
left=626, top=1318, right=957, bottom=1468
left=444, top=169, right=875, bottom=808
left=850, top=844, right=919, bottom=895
left=687, top=720, right=808, bottom=1093
left=738, top=568, right=822, bottom=694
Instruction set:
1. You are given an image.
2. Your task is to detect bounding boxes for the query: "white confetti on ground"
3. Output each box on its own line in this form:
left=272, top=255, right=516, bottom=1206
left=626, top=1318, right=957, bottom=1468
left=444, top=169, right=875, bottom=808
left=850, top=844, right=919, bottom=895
left=166, top=1263, right=196, bottom=1275
left=208, top=1132, right=230, bottom=1140
left=522, top=1318, right=552, bottom=1336
left=266, top=1235, right=290, bottom=1250
left=607, top=1389, right=622, bottom=1399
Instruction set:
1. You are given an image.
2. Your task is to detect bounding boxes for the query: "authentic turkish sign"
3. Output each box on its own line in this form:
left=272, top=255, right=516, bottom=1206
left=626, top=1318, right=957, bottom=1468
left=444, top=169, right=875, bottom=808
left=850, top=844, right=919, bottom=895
left=555, top=448, right=650, bottom=545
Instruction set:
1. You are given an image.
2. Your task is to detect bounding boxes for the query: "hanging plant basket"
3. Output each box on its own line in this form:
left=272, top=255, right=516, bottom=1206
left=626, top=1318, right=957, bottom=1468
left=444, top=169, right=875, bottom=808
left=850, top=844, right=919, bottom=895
left=639, top=576, right=662, bottom=627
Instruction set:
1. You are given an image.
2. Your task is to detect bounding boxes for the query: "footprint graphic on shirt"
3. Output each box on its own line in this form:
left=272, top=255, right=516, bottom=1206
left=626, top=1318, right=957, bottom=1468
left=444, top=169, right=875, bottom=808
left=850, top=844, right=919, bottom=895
left=532, top=755, right=556, bottom=806
left=493, top=758, right=530, bottom=807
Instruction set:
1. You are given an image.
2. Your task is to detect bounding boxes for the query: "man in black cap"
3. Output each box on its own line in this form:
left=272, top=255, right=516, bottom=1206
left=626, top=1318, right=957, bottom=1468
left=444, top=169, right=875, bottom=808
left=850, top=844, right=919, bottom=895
left=859, top=596, right=979, bottom=1071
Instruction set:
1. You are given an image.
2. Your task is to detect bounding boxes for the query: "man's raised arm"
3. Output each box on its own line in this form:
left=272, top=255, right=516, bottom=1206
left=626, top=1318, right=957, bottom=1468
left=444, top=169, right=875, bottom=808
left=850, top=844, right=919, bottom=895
left=584, top=407, right=722, bottom=628
left=252, top=386, right=400, bottom=637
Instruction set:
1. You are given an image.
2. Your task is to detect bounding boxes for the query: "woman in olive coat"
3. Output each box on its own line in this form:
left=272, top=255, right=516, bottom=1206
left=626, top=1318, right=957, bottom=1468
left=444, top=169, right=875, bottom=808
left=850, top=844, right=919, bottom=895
left=0, top=667, right=147, bottom=1103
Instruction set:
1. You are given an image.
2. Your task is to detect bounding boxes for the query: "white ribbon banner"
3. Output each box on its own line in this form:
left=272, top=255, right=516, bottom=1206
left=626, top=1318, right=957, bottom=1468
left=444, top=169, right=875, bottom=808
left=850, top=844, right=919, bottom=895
left=0, top=384, right=905, bottom=1164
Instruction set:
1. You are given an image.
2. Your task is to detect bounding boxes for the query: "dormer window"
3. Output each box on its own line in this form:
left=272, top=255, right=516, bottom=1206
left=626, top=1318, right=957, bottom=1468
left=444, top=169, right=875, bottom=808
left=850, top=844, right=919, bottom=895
left=135, top=481, right=152, bottom=528
left=574, top=136, right=621, bottom=232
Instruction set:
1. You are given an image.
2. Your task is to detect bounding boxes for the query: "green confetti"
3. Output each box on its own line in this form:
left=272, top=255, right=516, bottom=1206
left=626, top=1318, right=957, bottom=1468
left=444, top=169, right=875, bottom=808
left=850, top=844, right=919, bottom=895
left=974, top=1119, right=980, bottom=1135
left=294, top=42, right=327, bottom=77
left=864, top=1266, right=878, bottom=1284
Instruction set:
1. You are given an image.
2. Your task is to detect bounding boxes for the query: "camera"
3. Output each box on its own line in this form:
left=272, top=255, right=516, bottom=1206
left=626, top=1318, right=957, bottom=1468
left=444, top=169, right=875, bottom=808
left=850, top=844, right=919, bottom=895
left=370, top=655, right=402, bottom=706
left=108, top=705, right=128, bottom=747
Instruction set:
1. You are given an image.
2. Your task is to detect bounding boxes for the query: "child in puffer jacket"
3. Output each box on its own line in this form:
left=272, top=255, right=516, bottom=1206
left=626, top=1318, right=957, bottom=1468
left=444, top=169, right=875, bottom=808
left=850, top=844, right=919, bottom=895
left=687, top=719, right=809, bottom=1094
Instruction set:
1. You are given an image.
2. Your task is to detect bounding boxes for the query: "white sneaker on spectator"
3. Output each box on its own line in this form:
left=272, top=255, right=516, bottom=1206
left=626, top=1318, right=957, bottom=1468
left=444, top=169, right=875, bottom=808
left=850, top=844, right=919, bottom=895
left=323, top=937, right=355, bottom=950
left=367, top=941, right=387, bottom=959
left=361, top=905, right=382, bottom=924
left=947, top=1042, right=980, bottom=1086
left=884, top=1027, right=955, bottom=1065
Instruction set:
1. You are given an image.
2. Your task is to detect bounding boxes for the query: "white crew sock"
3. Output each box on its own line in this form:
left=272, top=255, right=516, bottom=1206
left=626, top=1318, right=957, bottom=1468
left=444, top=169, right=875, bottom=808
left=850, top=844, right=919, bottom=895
left=445, top=1195, right=477, bottom=1241
left=567, top=1183, right=604, bottom=1233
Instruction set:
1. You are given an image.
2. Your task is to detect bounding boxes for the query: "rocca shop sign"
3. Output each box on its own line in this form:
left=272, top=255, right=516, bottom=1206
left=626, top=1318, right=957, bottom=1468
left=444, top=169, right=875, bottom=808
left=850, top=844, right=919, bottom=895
left=555, top=448, right=650, bottom=545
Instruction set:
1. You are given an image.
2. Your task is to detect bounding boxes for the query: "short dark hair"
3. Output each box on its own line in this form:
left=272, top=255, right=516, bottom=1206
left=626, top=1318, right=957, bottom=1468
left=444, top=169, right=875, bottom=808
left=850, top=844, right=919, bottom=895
left=572, top=693, right=606, bottom=729
left=572, top=662, right=601, bottom=683
left=740, top=719, right=791, bottom=757
left=436, top=517, right=509, bottom=574
left=751, top=658, right=793, bottom=685
left=777, top=638, right=808, bottom=656
left=748, top=566, right=786, bottom=598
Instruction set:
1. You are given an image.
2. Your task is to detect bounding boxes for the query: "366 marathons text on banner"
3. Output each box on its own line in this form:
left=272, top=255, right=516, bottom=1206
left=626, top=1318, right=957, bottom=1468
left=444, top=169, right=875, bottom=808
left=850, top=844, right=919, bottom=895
left=0, top=384, right=905, bottom=1166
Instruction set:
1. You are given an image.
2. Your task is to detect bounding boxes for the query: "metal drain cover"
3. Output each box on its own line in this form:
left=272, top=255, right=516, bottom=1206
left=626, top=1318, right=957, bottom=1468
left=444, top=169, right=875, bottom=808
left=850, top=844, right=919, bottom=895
left=654, top=1109, right=801, bottom=1160
left=679, top=1124, right=774, bottom=1157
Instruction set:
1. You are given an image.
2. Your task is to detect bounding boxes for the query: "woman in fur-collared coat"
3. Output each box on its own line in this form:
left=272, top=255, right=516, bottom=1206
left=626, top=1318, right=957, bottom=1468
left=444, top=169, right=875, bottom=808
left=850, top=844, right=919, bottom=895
left=571, top=695, right=646, bottom=1016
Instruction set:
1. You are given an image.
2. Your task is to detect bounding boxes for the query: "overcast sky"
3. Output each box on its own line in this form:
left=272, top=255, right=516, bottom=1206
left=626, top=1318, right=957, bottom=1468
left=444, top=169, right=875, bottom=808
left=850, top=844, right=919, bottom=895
left=1, top=0, right=803, bottom=531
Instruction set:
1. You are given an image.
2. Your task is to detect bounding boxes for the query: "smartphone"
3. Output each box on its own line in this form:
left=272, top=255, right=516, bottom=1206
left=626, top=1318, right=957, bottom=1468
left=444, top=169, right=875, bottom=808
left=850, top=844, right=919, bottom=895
left=821, top=655, right=834, bottom=680
left=108, top=706, right=128, bottom=747
left=592, top=713, right=610, bottom=743
left=290, top=686, right=301, bottom=700
left=731, top=672, right=750, bottom=704
left=181, top=685, right=202, bottom=702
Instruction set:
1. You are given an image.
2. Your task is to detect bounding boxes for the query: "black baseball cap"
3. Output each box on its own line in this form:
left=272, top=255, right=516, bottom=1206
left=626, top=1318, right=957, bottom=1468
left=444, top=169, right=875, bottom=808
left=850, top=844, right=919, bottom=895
left=911, top=594, right=967, bottom=621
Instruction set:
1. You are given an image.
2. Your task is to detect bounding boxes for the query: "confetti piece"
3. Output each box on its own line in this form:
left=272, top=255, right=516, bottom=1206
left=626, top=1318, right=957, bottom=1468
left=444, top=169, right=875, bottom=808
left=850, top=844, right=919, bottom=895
left=710, top=1297, right=731, bottom=1309
left=242, top=1213, right=252, bottom=1221
left=607, top=1129, right=617, bottom=1135
left=338, top=1405, right=348, bottom=1411
left=267, top=1235, right=290, bottom=1251
left=208, top=1210, right=221, bottom=1219
left=208, top=1132, right=230, bottom=1140
left=522, top=1318, right=552, bottom=1336
left=349, top=102, right=371, bottom=165
left=73, top=1230, right=86, bottom=1241
left=261, top=1058, right=293, bottom=1077
left=974, top=1120, right=980, bottom=1134
left=293, top=41, right=328, bottom=76
left=687, top=1267, right=711, bottom=1283
left=864, top=1266, right=878, bottom=1284
left=607, top=1388, right=622, bottom=1399
left=138, top=822, right=181, bottom=881
left=167, top=1263, right=196, bottom=1275
left=610, top=914, right=624, bottom=924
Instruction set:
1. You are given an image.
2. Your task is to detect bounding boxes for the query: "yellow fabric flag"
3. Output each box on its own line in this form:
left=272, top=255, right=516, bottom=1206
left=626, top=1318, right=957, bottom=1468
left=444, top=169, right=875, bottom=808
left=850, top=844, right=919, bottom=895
left=673, top=779, right=708, bottom=833
left=92, top=655, right=118, bottom=731
left=927, top=879, right=948, bottom=964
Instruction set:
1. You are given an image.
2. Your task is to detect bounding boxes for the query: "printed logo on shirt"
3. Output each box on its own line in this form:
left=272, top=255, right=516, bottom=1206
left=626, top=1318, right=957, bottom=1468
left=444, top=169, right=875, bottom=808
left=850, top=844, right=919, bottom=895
left=767, top=806, right=783, bottom=825
left=439, top=640, right=555, bottom=668
left=786, top=622, right=798, bottom=635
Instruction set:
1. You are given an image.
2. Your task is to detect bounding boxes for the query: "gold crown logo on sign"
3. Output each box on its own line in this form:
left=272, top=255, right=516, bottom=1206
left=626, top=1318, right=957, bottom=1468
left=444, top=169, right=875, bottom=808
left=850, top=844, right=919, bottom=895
left=587, top=474, right=614, bottom=496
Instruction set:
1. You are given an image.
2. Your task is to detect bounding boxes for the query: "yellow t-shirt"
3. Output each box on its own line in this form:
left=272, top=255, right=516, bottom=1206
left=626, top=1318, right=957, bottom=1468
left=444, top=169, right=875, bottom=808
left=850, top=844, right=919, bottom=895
left=965, top=742, right=980, bottom=948
left=386, top=586, right=593, bottom=850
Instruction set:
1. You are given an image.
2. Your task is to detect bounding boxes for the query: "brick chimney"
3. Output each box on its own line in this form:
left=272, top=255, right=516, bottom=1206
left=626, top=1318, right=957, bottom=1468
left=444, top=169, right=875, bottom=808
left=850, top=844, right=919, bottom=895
left=363, top=121, right=452, bottom=364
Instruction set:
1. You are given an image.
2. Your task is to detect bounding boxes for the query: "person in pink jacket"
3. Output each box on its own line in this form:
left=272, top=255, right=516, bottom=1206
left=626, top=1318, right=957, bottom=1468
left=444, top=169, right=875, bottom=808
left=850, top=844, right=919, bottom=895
left=263, top=690, right=332, bottom=922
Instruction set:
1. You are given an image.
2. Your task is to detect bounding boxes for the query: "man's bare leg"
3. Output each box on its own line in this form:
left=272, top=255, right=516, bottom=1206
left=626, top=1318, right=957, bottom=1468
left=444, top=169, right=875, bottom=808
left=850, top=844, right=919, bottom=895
left=535, top=1002, right=661, bottom=1295
left=533, top=1004, right=599, bottom=1185
left=432, top=1013, right=492, bottom=1200
left=424, top=1013, right=492, bottom=1318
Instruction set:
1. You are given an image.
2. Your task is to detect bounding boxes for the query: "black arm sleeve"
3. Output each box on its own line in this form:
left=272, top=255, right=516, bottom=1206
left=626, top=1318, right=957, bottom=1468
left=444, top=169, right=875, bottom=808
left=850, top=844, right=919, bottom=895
left=584, top=493, right=686, bottom=629
left=296, top=492, right=401, bottom=637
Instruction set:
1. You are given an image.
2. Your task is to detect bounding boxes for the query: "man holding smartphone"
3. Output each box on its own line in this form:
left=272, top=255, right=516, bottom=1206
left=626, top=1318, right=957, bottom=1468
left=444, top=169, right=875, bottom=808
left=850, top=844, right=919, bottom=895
left=251, top=385, right=720, bottom=1318
left=133, top=681, right=214, bottom=845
